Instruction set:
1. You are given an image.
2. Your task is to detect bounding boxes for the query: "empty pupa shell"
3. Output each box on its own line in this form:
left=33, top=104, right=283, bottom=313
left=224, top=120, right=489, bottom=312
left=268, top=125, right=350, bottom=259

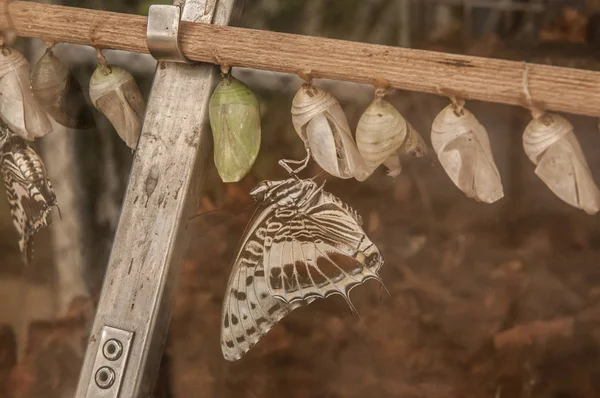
left=0, top=48, right=52, bottom=140
left=356, top=97, right=427, bottom=177
left=356, top=98, right=406, bottom=175
left=31, top=49, right=95, bottom=129
left=89, top=64, right=145, bottom=149
left=523, top=113, right=600, bottom=214
left=386, top=123, right=428, bottom=177
left=401, top=122, right=428, bottom=158
left=431, top=103, right=503, bottom=203
left=209, top=75, right=261, bottom=183
left=291, top=84, right=369, bottom=181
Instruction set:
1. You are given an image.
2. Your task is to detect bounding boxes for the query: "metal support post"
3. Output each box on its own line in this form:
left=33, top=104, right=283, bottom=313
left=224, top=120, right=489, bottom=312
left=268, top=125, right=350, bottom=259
left=74, top=0, right=237, bottom=396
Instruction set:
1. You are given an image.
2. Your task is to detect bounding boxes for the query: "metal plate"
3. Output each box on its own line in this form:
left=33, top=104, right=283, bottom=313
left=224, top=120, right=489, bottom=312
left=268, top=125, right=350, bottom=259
left=86, top=326, right=134, bottom=398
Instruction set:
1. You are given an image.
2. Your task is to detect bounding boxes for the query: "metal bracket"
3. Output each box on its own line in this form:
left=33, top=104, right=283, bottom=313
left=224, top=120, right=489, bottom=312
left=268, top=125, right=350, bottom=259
left=86, top=326, right=134, bottom=398
left=146, top=5, right=191, bottom=63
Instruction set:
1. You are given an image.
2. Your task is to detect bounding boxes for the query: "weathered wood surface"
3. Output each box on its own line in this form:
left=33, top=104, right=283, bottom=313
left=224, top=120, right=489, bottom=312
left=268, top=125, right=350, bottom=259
left=0, top=1, right=599, bottom=117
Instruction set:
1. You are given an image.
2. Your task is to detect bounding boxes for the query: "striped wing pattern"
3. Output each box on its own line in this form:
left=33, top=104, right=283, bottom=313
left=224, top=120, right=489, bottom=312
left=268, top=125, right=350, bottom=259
left=221, top=178, right=383, bottom=361
left=264, top=191, right=382, bottom=306
left=0, top=124, right=57, bottom=258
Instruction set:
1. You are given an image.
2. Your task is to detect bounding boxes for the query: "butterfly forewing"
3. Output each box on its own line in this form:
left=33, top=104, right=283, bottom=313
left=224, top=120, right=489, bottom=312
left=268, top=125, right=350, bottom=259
left=221, top=177, right=384, bottom=361
left=221, top=204, right=299, bottom=361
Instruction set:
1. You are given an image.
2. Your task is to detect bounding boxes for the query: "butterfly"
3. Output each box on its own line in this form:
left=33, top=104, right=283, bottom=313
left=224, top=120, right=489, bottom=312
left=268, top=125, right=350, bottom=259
left=221, top=149, right=384, bottom=361
left=0, top=120, right=57, bottom=261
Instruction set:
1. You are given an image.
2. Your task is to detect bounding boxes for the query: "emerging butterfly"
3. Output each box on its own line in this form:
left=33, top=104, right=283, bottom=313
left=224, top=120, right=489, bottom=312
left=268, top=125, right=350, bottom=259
left=0, top=120, right=57, bottom=261
left=221, top=149, right=384, bottom=361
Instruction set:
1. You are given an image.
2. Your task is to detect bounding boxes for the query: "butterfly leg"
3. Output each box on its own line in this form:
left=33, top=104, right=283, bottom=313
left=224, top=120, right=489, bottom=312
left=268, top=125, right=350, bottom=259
left=278, top=146, right=311, bottom=176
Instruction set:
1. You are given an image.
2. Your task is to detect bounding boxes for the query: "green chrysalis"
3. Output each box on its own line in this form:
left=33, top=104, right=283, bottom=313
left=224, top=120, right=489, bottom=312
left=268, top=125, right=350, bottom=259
left=209, top=74, right=261, bottom=183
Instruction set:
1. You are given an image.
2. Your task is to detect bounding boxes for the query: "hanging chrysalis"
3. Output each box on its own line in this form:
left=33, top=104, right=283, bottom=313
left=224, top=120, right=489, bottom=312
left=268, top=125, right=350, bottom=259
left=31, top=47, right=95, bottom=130
left=523, top=113, right=600, bottom=214
left=0, top=47, right=52, bottom=140
left=431, top=98, right=503, bottom=203
left=521, top=66, right=600, bottom=214
left=208, top=70, right=261, bottom=183
left=89, top=53, right=145, bottom=149
left=291, top=82, right=369, bottom=181
left=356, top=89, right=427, bottom=177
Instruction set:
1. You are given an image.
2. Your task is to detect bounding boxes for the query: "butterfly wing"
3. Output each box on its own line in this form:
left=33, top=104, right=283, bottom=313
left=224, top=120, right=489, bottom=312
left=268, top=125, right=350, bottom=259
left=263, top=190, right=383, bottom=307
left=221, top=206, right=315, bottom=361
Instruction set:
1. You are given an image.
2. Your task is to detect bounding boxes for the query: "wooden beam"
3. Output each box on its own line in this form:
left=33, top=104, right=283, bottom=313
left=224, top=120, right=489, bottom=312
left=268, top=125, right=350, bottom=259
left=0, top=1, right=599, bottom=117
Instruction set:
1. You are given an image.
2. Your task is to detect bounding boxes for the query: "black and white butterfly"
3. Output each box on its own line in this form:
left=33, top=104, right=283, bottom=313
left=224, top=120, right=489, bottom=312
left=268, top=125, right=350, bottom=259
left=221, top=150, right=384, bottom=361
left=0, top=120, right=57, bottom=260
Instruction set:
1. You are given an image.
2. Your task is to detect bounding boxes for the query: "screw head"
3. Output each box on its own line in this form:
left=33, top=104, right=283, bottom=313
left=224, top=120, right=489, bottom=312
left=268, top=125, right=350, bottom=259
left=103, top=339, right=123, bottom=361
left=95, top=366, right=116, bottom=389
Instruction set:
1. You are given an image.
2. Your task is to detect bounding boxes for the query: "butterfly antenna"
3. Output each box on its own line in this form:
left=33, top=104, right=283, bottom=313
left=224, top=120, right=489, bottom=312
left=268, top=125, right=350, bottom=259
left=278, top=146, right=311, bottom=178
left=56, top=205, right=62, bottom=221
left=188, top=203, right=257, bottom=240
left=189, top=206, right=238, bottom=222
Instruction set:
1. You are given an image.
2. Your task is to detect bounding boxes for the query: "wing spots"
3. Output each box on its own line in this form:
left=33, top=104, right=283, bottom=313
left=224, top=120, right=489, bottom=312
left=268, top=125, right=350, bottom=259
left=245, top=275, right=253, bottom=286
left=240, top=258, right=258, bottom=268
left=275, top=209, right=295, bottom=218
left=250, top=302, right=257, bottom=309
left=266, top=221, right=283, bottom=232
left=226, top=340, right=234, bottom=348
left=256, top=317, right=268, bottom=326
left=231, top=314, right=239, bottom=325
left=246, top=326, right=256, bottom=335
left=269, top=267, right=283, bottom=290
left=255, top=227, right=267, bottom=239
left=245, top=240, right=263, bottom=256
left=235, top=291, right=247, bottom=300
left=365, top=252, right=381, bottom=268
left=254, top=270, right=265, bottom=277
left=260, top=292, right=268, bottom=299
left=264, top=236, right=273, bottom=247
left=236, top=336, right=246, bottom=343
left=223, top=313, right=229, bottom=327
left=267, top=304, right=281, bottom=315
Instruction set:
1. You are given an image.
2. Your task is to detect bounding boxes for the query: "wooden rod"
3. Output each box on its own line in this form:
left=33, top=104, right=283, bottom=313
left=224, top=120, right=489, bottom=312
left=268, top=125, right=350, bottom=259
left=1, top=1, right=599, bottom=117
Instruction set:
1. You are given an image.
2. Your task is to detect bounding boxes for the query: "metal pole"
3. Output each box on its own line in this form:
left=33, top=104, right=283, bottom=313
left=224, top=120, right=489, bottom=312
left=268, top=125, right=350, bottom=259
left=73, top=0, right=237, bottom=396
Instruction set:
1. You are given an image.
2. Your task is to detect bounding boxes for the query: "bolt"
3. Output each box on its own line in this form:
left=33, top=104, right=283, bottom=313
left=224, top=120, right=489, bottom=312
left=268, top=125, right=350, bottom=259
left=103, top=339, right=123, bottom=361
left=95, top=366, right=115, bottom=389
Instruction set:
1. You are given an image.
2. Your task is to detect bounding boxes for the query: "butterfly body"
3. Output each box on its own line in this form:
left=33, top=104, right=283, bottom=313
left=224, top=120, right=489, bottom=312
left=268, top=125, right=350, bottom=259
left=0, top=122, right=56, bottom=256
left=221, top=172, right=383, bottom=361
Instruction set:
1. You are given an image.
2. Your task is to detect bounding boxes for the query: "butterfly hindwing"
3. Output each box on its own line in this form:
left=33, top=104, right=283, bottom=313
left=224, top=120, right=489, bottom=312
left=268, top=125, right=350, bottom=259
left=264, top=189, right=383, bottom=305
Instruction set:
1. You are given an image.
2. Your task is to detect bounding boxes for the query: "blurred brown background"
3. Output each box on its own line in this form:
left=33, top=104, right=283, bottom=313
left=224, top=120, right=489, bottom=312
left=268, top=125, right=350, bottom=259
left=0, top=1, right=599, bottom=397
